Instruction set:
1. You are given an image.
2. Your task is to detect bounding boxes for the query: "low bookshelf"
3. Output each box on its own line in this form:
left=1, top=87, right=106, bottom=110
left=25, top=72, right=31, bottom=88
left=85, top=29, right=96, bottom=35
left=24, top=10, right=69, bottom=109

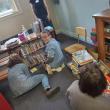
left=0, top=33, right=46, bottom=80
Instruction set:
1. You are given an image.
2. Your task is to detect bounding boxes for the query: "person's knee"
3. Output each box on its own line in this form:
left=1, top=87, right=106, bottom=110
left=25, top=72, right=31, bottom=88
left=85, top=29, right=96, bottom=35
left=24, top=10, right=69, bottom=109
left=40, top=74, right=48, bottom=79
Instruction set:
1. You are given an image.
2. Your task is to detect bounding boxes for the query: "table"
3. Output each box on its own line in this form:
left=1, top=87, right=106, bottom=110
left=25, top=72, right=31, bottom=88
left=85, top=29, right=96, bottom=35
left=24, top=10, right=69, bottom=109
left=64, top=44, right=86, bottom=55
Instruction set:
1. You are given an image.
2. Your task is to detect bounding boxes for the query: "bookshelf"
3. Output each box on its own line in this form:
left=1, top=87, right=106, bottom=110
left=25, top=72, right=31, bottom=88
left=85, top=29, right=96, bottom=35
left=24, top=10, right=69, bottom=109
left=93, top=9, right=110, bottom=67
left=19, top=36, right=46, bottom=68
left=0, top=33, right=46, bottom=69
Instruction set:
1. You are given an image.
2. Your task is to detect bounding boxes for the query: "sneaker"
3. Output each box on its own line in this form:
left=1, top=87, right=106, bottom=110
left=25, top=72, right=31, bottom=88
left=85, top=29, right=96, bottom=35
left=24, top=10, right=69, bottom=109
left=45, top=87, right=60, bottom=98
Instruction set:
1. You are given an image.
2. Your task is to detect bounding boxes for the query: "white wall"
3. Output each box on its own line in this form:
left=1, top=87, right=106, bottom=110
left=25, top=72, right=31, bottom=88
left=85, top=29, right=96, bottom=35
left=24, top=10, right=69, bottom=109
left=0, top=0, right=109, bottom=43
left=51, top=0, right=109, bottom=43
left=0, top=0, right=35, bottom=41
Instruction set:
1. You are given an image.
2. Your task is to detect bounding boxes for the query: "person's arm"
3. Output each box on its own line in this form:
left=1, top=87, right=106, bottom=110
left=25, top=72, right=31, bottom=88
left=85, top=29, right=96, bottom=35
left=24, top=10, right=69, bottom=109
left=22, top=64, right=31, bottom=77
left=40, top=49, right=54, bottom=72
left=45, top=48, right=55, bottom=64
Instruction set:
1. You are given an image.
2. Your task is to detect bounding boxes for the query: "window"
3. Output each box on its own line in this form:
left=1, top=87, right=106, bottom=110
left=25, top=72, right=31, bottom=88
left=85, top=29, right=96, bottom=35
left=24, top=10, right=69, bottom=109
left=0, top=0, right=18, bottom=18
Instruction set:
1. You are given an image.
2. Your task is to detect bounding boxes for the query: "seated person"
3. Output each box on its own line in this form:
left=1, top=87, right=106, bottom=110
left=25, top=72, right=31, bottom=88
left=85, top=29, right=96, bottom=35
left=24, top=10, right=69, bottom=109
left=67, top=63, right=110, bottom=110
left=41, top=30, right=64, bottom=73
left=8, top=53, right=59, bottom=98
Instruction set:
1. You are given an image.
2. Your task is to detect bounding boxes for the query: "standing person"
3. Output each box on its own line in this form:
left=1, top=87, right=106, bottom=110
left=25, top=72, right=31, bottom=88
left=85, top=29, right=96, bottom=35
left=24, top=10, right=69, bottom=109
left=8, top=53, right=60, bottom=98
left=29, top=0, right=52, bottom=27
left=67, top=63, right=110, bottom=110
left=41, top=30, right=64, bottom=74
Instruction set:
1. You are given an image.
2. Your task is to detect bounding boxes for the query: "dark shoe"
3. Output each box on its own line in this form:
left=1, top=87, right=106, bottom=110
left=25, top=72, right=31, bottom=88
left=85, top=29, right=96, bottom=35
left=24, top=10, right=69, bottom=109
left=46, top=87, right=60, bottom=98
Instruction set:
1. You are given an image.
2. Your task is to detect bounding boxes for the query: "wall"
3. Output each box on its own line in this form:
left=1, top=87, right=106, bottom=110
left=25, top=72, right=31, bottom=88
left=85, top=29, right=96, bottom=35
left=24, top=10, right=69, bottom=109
left=0, top=0, right=109, bottom=43
left=46, top=0, right=60, bottom=31
left=0, top=0, right=35, bottom=41
left=51, top=0, right=109, bottom=43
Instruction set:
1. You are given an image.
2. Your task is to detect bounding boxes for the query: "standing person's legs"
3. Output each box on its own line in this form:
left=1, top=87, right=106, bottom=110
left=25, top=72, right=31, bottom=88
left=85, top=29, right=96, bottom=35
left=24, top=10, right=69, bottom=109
left=41, top=18, right=53, bottom=27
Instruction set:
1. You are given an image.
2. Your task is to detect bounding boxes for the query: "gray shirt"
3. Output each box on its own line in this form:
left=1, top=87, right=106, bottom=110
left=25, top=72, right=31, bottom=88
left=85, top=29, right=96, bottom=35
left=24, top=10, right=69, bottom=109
left=67, top=80, right=110, bottom=110
left=45, top=38, right=64, bottom=68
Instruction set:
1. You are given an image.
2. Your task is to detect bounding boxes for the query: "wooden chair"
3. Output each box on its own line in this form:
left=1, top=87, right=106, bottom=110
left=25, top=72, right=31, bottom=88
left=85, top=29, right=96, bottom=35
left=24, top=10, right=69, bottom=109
left=64, top=27, right=87, bottom=54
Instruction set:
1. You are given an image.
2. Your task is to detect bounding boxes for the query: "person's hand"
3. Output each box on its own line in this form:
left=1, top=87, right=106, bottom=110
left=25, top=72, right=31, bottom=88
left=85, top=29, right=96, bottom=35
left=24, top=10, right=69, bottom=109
left=41, top=61, right=46, bottom=69
left=45, top=64, right=53, bottom=75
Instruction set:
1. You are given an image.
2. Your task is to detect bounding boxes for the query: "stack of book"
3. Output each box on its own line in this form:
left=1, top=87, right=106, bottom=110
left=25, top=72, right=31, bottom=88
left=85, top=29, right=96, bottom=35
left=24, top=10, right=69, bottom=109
left=25, top=52, right=46, bottom=68
left=98, top=60, right=110, bottom=75
left=105, top=44, right=110, bottom=61
left=18, top=38, right=45, bottom=68
left=72, top=50, right=94, bottom=66
left=67, top=62, right=79, bottom=75
left=67, top=50, right=94, bottom=75
left=104, top=22, right=110, bottom=34
left=20, top=40, right=44, bottom=56
left=0, top=56, right=9, bottom=67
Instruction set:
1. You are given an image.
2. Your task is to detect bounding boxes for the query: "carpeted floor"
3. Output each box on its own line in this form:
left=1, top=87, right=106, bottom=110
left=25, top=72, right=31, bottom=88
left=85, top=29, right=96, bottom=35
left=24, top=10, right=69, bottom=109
left=0, top=34, right=90, bottom=110
left=11, top=68, right=75, bottom=110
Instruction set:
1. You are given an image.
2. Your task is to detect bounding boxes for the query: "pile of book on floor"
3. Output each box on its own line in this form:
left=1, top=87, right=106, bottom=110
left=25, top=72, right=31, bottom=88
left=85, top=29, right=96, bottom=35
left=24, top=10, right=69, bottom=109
left=67, top=49, right=94, bottom=75
left=72, top=49, right=94, bottom=66
left=67, top=61, right=79, bottom=75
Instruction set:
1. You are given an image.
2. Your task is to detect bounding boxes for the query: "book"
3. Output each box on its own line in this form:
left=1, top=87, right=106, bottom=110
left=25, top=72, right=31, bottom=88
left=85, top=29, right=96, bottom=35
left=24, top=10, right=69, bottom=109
left=104, top=75, right=110, bottom=95
left=30, top=67, right=38, bottom=73
left=0, top=56, right=9, bottom=66
left=67, top=62, right=79, bottom=75
left=72, top=50, right=94, bottom=66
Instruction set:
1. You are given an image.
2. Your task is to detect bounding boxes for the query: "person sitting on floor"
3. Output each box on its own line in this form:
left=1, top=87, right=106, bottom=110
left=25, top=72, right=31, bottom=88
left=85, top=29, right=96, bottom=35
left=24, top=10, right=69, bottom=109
left=67, top=63, right=110, bottom=110
left=8, top=53, right=59, bottom=98
left=41, top=30, right=64, bottom=74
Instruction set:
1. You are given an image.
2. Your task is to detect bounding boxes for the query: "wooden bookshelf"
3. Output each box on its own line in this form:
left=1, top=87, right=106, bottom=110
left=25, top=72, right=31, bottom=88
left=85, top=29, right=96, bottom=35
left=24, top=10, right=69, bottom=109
left=18, top=36, right=46, bottom=68
left=93, top=9, right=110, bottom=67
left=105, top=33, right=110, bottom=37
left=105, top=35, right=110, bottom=39
left=0, top=33, right=47, bottom=80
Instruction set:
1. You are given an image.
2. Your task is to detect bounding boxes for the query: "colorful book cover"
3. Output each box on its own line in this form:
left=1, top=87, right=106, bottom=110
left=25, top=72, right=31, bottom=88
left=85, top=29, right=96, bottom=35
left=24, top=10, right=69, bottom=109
left=72, top=50, right=94, bottom=66
left=104, top=75, right=110, bottom=95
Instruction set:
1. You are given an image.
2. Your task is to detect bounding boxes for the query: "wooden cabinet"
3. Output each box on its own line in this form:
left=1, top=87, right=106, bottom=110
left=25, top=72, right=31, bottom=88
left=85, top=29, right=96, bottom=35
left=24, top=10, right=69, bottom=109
left=93, top=9, right=110, bottom=67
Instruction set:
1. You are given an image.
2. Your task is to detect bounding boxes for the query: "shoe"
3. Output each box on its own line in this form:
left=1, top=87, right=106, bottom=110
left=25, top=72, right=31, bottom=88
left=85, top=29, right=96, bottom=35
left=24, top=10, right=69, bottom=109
left=45, top=87, right=60, bottom=98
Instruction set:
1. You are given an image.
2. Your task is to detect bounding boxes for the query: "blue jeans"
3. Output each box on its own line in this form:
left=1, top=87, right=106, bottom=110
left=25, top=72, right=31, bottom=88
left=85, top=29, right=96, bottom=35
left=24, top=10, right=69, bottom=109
left=32, top=74, right=50, bottom=90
